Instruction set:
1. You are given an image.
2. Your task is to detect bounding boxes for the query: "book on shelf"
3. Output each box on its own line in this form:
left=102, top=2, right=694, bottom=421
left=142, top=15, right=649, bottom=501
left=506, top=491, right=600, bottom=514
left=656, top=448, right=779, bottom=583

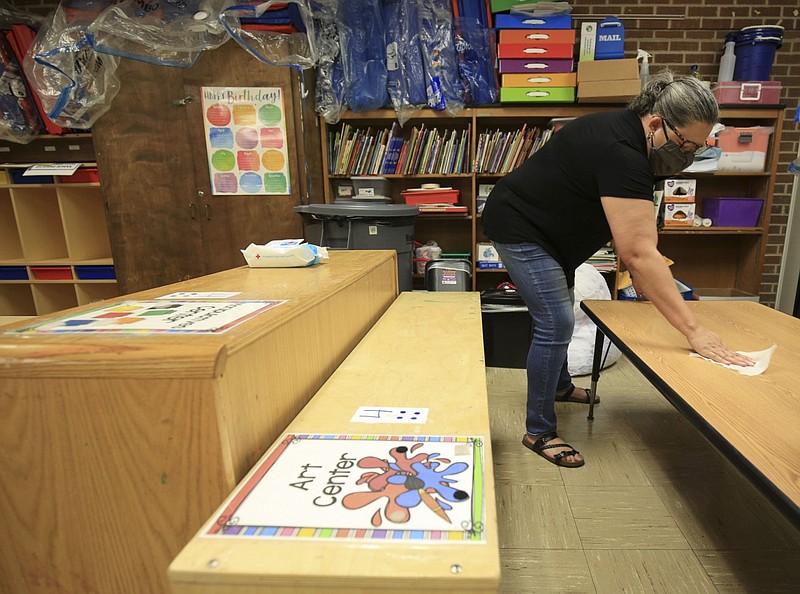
left=417, top=204, right=468, bottom=213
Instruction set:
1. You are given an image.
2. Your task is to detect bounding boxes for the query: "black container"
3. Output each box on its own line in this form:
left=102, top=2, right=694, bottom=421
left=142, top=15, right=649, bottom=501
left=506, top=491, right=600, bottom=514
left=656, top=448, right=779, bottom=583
left=480, top=288, right=533, bottom=369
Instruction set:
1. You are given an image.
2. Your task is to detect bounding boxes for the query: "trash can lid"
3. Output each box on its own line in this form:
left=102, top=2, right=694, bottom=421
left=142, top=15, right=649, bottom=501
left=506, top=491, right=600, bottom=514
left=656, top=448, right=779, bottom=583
left=294, top=203, right=419, bottom=217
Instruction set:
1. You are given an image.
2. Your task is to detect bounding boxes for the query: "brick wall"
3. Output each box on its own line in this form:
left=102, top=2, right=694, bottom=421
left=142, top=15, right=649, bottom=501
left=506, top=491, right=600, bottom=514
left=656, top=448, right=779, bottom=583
left=8, top=0, right=798, bottom=304
left=574, top=0, right=799, bottom=305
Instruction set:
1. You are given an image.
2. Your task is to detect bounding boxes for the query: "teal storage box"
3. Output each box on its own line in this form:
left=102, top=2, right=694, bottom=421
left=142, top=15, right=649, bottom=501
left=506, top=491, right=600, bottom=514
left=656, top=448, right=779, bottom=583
left=595, top=17, right=625, bottom=59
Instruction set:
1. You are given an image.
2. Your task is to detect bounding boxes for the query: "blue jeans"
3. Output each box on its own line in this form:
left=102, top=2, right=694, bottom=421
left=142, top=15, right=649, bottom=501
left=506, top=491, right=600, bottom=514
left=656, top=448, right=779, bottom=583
left=493, top=242, right=575, bottom=435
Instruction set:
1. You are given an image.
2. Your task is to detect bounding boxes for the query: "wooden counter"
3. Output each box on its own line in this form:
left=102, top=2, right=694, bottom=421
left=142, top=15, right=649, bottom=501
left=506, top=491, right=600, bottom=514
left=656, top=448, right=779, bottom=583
left=0, top=250, right=398, bottom=594
left=169, top=292, right=500, bottom=593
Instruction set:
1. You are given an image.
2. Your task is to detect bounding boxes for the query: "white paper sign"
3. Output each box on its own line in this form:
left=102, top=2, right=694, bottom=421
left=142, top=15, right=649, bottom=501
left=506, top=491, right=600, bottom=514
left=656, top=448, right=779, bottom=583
left=157, top=292, right=241, bottom=300
left=24, top=163, right=81, bottom=175
left=351, top=406, right=430, bottom=424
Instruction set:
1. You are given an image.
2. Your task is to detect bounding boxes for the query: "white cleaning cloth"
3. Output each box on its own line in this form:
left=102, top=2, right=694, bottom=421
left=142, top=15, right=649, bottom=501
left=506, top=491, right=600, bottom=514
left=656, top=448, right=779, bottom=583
left=690, top=344, right=777, bottom=376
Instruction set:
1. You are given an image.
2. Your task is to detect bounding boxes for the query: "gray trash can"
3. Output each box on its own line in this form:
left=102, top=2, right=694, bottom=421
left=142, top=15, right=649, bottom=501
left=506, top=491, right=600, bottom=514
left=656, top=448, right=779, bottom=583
left=480, top=288, right=533, bottom=368
left=294, top=204, right=419, bottom=292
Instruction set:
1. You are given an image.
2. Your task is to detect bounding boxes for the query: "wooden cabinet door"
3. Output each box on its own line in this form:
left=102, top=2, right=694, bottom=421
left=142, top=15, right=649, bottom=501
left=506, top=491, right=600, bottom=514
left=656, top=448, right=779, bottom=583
left=94, top=42, right=314, bottom=294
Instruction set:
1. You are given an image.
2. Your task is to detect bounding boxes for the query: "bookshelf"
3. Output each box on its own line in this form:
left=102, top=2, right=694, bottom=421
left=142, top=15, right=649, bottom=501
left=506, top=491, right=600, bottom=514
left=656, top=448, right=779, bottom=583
left=319, top=105, right=783, bottom=299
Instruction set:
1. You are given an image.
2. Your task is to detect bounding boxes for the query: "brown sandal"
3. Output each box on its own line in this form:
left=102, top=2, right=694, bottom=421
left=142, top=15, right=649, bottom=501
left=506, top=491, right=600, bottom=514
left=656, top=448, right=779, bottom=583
left=555, top=385, right=598, bottom=404
left=522, top=431, right=585, bottom=468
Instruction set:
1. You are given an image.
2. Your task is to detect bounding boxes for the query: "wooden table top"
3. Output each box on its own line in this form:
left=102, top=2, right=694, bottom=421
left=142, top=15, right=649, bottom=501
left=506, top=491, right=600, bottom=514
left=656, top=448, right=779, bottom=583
left=0, top=250, right=396, bottom=379
left=580, top=299, right=800, bottom=526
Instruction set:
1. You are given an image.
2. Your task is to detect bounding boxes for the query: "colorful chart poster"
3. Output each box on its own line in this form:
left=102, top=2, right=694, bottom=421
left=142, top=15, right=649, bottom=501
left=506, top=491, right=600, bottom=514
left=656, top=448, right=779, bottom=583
left=204, top=434, right=486, bottom=542
left=10, top=300, right=284, bottom=334
left=201, top=87, right=291, bottom=196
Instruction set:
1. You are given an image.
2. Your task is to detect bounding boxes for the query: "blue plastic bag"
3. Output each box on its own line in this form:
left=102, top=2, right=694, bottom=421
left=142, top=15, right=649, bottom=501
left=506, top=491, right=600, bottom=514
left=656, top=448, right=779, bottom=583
left=416, top=0, right=464, bottom=114
left=454, top=17, right=497, bottom=105
left=337, top=0, right=388, bottom=112
left=384, top=0, right=426, bottom=122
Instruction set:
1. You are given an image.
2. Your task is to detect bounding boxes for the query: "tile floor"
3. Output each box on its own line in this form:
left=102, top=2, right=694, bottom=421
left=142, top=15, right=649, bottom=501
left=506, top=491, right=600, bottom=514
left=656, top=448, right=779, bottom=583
left=487, top=357, right=800, bottom=593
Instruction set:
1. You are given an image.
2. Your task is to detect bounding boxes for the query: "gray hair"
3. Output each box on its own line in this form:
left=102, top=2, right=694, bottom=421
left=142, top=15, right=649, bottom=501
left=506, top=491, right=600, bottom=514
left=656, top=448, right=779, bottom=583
left=628, top=69, right=719, bottom=127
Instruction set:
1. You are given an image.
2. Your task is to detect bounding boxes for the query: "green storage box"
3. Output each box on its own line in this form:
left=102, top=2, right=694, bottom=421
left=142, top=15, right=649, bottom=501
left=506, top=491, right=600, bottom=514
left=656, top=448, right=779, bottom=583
left=500, top=87, right=575, bottom=103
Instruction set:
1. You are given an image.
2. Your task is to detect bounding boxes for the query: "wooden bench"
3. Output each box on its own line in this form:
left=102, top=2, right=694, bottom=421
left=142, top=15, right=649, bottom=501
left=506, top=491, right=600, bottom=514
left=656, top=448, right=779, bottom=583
left=0, top=251, right=397, bottom=594
left=169, top=292, right=500, bottom=593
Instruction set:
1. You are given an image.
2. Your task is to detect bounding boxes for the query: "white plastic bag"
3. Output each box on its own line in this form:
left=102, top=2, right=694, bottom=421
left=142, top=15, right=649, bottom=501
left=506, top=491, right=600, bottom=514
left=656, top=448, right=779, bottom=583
left=568, top=263, right=622, bottom=376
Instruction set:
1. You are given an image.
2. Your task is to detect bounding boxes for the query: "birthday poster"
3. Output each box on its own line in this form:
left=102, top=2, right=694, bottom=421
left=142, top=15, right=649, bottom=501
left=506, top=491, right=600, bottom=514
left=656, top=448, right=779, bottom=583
left=201, top=86, right=291, bottom=196
left=10, top=300, right=284, bottom=334
left=205, top=434, right=486, bottom=542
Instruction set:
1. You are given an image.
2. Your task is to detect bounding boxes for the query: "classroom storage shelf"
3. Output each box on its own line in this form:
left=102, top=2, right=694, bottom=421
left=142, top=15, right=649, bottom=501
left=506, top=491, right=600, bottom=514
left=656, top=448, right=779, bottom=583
left=0, top=162, right=118, bottom=316
left=319, top=106, right=784, bottom=297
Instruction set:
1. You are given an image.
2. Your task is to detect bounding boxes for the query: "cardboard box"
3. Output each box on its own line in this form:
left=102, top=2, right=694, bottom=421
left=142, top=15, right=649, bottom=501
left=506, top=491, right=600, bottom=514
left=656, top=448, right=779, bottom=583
left=656, top=178, right=696, bottom=202
left=663, top=202, right=695, bottom=226
left=577, top=58, right=638, bottom=82
left=577, top=79, right=640, bottom=103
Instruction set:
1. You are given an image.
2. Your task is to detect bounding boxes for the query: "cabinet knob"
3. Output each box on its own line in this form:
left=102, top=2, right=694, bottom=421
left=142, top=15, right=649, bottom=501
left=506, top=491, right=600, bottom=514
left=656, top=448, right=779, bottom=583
left=189, top=202, right=197, bottom=219
left=172, top=96, right=195, bottom=106
left=205, top=204, right=213, bottom=221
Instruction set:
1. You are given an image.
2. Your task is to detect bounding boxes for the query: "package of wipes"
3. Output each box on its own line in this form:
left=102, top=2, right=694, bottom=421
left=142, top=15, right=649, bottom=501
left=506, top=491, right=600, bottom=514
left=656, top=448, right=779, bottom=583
left=241, top=239, right=329, bottom=268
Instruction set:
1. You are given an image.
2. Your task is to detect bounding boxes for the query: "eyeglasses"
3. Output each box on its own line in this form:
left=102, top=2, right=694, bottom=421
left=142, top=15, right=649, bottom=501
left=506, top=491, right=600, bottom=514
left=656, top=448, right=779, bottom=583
left=662, top=119, right=710, bottom=154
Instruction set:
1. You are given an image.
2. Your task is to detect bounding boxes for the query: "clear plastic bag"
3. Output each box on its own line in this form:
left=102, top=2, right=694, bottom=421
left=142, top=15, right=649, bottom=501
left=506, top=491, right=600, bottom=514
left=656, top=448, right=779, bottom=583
left=88, top=0, right=233, bottom=68
left=313, top=0, right=345, bottom=124
left=0, top=0, right=45, bottom=29
left=416, top=0, right=464, bottom=115
left=23, top=1, right=120, bottom=129
left=337, top=0, right=388, bottom=113
left=220, top=0, right=317, bottom=69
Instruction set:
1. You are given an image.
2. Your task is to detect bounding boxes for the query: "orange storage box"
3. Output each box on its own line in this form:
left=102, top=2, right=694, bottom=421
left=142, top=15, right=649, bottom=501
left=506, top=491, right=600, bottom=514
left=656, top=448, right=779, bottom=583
left=402, top=189, right=460, bottom=205
left=501, top=72, right=576, bottom=87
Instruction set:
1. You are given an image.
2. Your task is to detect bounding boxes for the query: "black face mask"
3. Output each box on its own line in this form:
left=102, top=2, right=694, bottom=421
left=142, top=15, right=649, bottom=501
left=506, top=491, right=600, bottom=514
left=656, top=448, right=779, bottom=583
left=649, top=133, right=695, bottom=177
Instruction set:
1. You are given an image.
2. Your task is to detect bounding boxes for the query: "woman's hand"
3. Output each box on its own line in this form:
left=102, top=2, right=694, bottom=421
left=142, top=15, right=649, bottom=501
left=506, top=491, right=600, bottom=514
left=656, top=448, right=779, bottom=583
left=687, top=326, right=755, bottom=366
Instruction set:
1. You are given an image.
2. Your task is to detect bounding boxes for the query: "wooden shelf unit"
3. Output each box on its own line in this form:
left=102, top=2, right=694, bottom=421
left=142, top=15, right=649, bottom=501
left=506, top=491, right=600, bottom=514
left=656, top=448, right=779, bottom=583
left=320, top=106, right=784, bottom=298
left=0, top=165, right=118, bottom=315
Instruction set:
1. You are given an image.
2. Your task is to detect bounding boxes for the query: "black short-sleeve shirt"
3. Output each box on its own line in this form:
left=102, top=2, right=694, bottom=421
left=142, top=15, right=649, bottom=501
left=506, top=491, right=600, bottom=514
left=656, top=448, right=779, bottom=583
left=482, top=109, right=654, bottom=286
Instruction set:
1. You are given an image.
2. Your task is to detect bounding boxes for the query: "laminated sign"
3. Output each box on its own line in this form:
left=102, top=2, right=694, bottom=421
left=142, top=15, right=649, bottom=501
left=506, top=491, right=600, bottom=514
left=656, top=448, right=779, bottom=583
left=201, top=86, right=291, bottom=195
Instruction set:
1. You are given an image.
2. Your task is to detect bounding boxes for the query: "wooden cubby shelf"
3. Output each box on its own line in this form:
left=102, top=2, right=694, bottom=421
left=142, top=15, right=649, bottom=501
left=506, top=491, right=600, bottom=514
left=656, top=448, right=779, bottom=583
left=0, top=161, right=118, bottom=316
